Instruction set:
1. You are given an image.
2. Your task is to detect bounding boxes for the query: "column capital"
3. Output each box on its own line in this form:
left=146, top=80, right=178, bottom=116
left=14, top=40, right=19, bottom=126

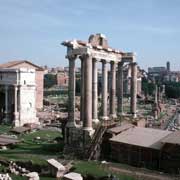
left=110, top=61, right=117, bottom=65
left=14, top=85, right=18, bottom=89
left=79, top=53, right=92, bottom=61
left=101, top=59, right=107, bottom=64
left=66, top=55, right=77, bottom=60
left=92, top=57, right=98, bottom=62
left=130, top=62, right=137, bottom=66
left=118, top=61, right=124, bottom=66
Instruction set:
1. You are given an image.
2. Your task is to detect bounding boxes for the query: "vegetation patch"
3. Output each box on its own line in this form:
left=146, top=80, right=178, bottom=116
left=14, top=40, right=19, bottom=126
left=73, top=161, right=136, bottom=180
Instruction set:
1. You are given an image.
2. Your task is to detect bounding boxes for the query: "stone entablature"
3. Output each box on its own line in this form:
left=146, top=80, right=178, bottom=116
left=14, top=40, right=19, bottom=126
left=0, top=68, right=36, bottom=86
left=62, top=39, right=135, bottom=63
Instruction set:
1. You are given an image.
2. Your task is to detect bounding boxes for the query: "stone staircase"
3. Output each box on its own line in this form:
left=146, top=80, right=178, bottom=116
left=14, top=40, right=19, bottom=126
left=86, top=124, right=107, bottom=161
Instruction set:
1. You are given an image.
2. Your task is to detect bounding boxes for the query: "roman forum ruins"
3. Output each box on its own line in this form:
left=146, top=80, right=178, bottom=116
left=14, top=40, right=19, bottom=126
left=62, top=33, right=137, bottom=146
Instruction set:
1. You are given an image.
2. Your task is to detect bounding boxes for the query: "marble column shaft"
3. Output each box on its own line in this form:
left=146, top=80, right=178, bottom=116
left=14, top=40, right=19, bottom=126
left=101, top=60, right=108, bottom=120
left=155, top=85, right=158, bottom=104
left=14, top=86, right=18, bottom=113
left=92, top=58, right=98, bottom=122
left=4, top=85, right=9, bottom=123
left=80, top=57, right=84, bottom=123
left=130, top=62, right=137, bottom=117
left=110, top=61, right=116, bottom=118
left=67, top=56, right=76, bottom=127
left=83, top=54, right=93, bottom=130
left=5, top=85, right=9, bottom=113
left=117, top=62, right=124, bottom=115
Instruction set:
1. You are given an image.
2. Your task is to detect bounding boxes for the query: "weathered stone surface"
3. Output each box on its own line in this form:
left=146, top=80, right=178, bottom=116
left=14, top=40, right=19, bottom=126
left=26, top=172, right=39, bottom=180
left=88, top=33, right=108, bottom=48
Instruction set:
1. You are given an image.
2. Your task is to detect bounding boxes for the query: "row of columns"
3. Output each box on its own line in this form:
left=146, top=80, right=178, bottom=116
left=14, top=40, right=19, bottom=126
left=3, top=85, right=19, bottom=124
left=67, top=54, right=137, bottom=132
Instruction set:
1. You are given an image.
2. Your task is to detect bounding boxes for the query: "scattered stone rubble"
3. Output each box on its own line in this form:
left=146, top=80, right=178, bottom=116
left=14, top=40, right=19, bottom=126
left=26, top=172, right=39, bottom=180
left=8, top=161, right=39, bottom=180
left=0, top=173, right=12, bottom=180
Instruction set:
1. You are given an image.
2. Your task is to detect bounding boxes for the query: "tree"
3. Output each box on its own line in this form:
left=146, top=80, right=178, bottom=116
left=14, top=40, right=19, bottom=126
left=44, top=74, right=57, bottom=88
left=165, top=82, right=180, bottom=98
left=142, top=78, right=155, bottom=96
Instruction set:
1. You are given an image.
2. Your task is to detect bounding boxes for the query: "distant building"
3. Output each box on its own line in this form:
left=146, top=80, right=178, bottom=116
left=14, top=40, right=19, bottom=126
left=148, top=61, right=180, bottom=83
left=56, top=71, right=69, bottom=88
left=0, top=60, right=44, bottom=109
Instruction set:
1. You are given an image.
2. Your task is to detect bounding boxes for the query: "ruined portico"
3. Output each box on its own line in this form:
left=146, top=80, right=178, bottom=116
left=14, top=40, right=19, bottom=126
left=62, top=34, right=138, bottom=146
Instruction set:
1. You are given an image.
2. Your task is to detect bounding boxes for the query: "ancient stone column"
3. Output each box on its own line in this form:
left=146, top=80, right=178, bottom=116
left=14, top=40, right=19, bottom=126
left=14, top=85, right=19, bottom=126
left=4, top=85, right=9, bottom=123
left=67, top=56, right=76, bottom=127
left=117, top=62, right=124, bottom=116
left=155, top=85, right=158, bottom=104
left=110, top=61, right=116, bottom=118
left=80, top=57, right=84, bottom=124
left=83, top=54, right=93, bottom=131
left=101, top=60, right=108, bottom=120
left=130, top=62, right=137, bottom=118
left=92, top=58, right=99, bottom=123
left=154, top=85, right=158, bottom=120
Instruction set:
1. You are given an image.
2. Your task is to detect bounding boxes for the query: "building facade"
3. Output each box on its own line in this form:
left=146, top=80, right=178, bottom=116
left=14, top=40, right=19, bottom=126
left=0, top=60, right=44, bottom=109
left=0, top=68, right=39, bottom=127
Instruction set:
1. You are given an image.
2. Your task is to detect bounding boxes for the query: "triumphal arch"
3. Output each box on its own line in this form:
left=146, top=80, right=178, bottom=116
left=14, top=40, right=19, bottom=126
left=62, top=33, right=137, bottom=149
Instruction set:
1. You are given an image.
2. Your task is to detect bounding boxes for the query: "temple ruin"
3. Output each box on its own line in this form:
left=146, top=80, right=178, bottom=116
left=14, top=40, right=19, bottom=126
left=62, top=33, right=138, bottom=149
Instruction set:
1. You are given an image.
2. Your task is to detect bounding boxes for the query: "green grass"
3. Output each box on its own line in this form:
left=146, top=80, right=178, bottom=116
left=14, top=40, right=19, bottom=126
left=0, top=128, right=64, bottom=179
left=10, top=174, right=28, bottom=180
left=0, top=124, right=13, bottom=134
left=0, top=129, right=63, bottom=165
left=74, top=161, right=136, bottom=180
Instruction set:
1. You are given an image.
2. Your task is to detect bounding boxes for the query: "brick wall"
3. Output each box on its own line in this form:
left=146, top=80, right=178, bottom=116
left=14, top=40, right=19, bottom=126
left=35, top=70, right=44, bottom=109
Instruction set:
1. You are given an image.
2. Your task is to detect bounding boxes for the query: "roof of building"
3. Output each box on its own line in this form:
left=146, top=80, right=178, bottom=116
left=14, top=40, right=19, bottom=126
left=161, top=131, right=180, bottom=145
left=0, top=60, right=44, bottom=71
left=110, top=127, right=171, bottom=150
left=11, top=127, right=31, bottom=134
left=107, top=124, right=135, bottom=135
left=0, top=135, right=20, bottom=146
left=47, top=159, right=66, bottom=171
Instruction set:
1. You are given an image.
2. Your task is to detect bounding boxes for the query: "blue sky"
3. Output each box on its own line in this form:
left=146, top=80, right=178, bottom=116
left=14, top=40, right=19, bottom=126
left=0, top=0, right=180, bottom=70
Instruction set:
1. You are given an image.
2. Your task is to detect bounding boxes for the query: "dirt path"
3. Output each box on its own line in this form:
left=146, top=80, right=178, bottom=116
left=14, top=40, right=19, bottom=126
left=103, top=163, right=179, bottom=180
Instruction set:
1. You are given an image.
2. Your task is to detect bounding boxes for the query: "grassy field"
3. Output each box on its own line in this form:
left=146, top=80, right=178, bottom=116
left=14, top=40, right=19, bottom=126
left=0, top=126, right=63, bottom=179
left=0, top=129, right=63, bottom=165
left=0, top=126, right=136, bottom=180
left=74, top=161, right=136, bottom=180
